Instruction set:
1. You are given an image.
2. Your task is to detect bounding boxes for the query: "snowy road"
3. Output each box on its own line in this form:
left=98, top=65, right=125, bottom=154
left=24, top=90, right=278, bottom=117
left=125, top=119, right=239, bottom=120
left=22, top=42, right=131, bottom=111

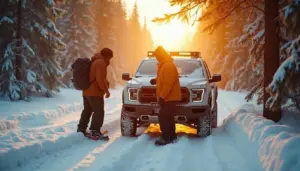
left=2, top=90, right=257, bottom=171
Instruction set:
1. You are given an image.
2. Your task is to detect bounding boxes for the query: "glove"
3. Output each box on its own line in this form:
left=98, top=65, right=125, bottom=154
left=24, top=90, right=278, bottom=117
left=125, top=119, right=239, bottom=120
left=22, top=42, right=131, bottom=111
left=150, top=78, right=156, bottom=85
left=158, top=97, right=165, bottom=107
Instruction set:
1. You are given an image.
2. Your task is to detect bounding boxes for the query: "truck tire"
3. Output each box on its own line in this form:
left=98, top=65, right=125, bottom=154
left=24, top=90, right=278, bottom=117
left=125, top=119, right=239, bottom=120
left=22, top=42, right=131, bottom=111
left=121, top=113, right=137, bottom=136
left=197, top=113, right=212, bottom=137
left=211, top=102, right=218, bottom=128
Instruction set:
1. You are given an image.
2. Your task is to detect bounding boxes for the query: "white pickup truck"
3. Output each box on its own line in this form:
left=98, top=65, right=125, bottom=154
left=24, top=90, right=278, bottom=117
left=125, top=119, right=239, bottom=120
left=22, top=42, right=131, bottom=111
left=120, top=51, right=221, bottom=137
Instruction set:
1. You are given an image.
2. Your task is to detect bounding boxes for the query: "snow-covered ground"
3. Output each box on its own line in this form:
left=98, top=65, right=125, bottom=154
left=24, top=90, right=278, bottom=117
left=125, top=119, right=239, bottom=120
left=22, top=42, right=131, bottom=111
left=224, top=104, right=300, bottom=171
left=0, top=89, right=83, bottom=132
left=0, top=88, right=299, bottom=171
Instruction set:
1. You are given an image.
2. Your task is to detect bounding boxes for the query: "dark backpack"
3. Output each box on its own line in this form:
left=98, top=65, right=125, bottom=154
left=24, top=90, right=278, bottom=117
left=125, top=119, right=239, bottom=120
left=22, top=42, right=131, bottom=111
left=71, top=58, right=93, bottom=90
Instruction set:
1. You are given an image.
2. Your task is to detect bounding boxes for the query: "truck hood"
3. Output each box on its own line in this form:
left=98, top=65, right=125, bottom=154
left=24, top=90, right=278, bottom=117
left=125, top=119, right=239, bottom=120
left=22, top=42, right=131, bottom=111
left=128, top=76, right=208, bottom=88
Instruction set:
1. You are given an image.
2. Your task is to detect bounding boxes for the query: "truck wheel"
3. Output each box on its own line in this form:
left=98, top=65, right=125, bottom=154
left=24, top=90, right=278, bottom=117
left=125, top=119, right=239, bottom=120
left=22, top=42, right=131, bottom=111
left=197, top=113, right=212, bottom=137
left=211, top=101, right=218, bottom=128
left=121, top=113, right=137, bottom=136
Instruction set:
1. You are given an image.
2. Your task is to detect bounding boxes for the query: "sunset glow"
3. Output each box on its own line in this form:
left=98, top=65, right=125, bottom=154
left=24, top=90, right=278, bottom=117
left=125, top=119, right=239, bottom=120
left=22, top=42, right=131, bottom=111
left=123, top=0, right=198, bottom=50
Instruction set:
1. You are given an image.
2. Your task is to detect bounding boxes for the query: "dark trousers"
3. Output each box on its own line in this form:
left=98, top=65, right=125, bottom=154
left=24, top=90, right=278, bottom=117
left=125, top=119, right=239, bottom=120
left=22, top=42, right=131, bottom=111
left=78, top=96, right=104, bottom=132
left=158, top=101, right=177, bottom=140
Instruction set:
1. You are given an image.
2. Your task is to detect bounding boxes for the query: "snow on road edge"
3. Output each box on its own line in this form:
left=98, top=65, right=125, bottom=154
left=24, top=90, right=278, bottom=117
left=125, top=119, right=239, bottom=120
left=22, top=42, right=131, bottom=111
left=0, top=112, right=122, bottom=171
left=0, top=103, right=83, bottom=132
left=224, top=104, right=300, bottom=171
left=0, top=87, right=123, bottom=171
left=0, top=87, right=123, bottom=132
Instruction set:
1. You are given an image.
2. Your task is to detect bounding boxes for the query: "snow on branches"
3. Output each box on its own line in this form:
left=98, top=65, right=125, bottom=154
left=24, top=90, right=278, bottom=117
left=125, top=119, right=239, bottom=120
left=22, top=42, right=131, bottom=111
left=267, top=35, right=300, bottom=110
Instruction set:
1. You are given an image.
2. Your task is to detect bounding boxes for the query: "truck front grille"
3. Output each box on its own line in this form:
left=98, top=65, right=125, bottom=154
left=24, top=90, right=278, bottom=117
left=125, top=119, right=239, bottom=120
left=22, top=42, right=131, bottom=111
left=138, top=87, right=189, bottom=104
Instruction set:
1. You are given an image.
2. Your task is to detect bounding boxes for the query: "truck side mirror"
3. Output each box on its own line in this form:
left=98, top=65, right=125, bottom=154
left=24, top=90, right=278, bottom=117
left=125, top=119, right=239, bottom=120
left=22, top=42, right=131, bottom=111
left=209, top=74, right=221, bottom=83
left=122, top=73, right=132, bottom=81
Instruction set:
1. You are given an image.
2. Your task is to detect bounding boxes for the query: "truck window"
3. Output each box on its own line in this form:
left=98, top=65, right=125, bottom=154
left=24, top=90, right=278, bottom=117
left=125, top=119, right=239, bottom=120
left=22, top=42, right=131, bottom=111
left=135, top=59, right=205, bottom=78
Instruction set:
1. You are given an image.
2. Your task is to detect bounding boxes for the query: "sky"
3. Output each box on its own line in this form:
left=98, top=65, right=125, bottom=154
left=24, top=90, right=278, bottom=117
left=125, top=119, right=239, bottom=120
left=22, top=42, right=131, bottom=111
left=122, top=0, right=198, bottom=50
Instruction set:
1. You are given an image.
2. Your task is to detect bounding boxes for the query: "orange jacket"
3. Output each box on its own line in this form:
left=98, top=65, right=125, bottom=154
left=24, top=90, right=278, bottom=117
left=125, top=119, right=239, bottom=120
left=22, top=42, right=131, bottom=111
left=83, top=53, right=109, bottom=97
left=154, top=46, right=181, bottom=102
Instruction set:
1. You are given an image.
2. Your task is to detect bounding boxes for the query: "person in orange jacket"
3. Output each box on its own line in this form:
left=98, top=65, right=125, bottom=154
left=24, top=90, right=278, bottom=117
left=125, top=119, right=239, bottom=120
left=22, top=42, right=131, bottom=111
left=150, top=46, right=182, bottom=145
left=77, top=48, right=113, bottom=139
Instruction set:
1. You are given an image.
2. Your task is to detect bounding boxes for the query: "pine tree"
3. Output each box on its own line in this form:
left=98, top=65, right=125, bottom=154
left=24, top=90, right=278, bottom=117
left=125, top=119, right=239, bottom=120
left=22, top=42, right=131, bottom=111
left=28, top=0, right=66, bottom=97
left=141, top=17, right=154, bottom=57
left=0, top=0, right=66, bottom=100
left=58, top=0, right=97, bottom=87
left=129, top=2, right=142, bottom=72
left=262, top=0, right=282, bottom=121
left=0, top=0, right=31, bottom=100
left=111, top=0, right=130, bottom=86
left=93, top=0, right=134, bottom=87
left=266, top=0, right=300, bottom=111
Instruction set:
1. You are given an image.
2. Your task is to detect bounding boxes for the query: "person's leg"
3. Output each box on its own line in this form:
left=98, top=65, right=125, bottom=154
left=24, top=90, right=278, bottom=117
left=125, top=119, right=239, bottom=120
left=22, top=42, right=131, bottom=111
left=87, top=96, right=105, bottom=132
left=77, top=96, right=93, bottom=132
left=169, top=103, right=177, bottom=140
left=158, top=102, right=172, bottom=141
left=164, top=102, right=176, bottom=139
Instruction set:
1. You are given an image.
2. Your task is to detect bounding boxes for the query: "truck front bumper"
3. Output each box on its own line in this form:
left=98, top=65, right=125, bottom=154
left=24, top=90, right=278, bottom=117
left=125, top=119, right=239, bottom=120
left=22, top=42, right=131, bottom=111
left=122, top=104, right=210, bottom=123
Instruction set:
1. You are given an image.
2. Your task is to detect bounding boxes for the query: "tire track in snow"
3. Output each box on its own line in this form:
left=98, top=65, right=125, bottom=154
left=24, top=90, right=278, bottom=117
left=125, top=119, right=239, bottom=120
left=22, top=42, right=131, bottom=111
left=175, top=136, right=223, bottom=171
left=81, top=134, right=152, bottom=171
left=211, top=127, right=253, bottom=171
left=16, top=118, right=122, bottom=171
left=132, top=136, right=191, bottom=171
left=1, top=106, right=122, bottom=171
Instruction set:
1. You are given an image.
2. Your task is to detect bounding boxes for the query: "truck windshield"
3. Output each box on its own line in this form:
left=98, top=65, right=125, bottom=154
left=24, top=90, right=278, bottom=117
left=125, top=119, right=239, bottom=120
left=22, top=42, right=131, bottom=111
left=135, top=59, right=205, bottom=78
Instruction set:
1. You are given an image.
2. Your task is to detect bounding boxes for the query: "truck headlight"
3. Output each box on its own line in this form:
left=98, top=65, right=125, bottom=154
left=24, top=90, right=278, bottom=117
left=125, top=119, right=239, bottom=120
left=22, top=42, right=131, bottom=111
left=128, top=88, right=139, bottom=101
left=191, top=89, right=204, bottom=102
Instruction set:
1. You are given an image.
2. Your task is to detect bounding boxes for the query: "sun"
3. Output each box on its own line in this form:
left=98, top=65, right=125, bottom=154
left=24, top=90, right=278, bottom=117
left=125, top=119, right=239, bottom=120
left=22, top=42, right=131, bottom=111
left=123, top=0, right=198, bottom=50
left=150, top=20, right=188, bottom=50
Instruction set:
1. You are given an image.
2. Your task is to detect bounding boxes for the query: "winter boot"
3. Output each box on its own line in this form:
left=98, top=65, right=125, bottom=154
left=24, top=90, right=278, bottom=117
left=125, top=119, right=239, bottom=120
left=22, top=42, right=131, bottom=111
left=155, top=136, right=171, bottom=146
left=170, top=135, right=178, bottom=143
left=77, top=128, right=88, bottom=136
left=87, top=130, right=109, bottom=140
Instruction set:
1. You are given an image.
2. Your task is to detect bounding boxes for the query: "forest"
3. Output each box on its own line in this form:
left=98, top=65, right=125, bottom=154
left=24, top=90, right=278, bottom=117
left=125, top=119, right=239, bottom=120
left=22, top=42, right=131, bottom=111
left=1, top=0, right=299, bottom=116
left=0, top=0, right=153, bottom=100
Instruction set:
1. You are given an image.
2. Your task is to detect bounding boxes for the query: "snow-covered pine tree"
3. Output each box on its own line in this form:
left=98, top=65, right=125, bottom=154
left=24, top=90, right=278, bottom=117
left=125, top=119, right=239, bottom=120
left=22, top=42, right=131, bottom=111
left=243, top=11, right=265, bottom=104
left=0, top=0, right=66, bottom=100
left=94, top=0, right=119, bottom=88
left=28, top=0, right=66, bottom=97
left=0, top=0, right=36, bottom=100
left=266, top=0, right=300, bottom=111
left=109, top=0, right=129, bottom=86
left=228, top=7, right=264, bottom=94
left=58, top=0, right=97, bottom=88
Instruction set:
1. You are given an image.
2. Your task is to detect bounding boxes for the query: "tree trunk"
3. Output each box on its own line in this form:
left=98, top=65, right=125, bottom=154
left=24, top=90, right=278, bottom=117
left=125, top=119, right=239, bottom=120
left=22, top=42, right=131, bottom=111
left=16, top=0, right=22, bottom=81
left=264, top=0, right=281, bottom=122
left=16, top=0, right=25, bottom=100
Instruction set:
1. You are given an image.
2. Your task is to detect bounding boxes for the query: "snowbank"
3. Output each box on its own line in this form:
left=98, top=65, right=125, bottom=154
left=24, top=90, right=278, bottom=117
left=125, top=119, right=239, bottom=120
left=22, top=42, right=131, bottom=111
left=0, top=87, right=123, bottom=171
left=0, top=89, right=83, bottom=132
left=224, top=104, right=300, bottom=171
left=0, top=103, right=83, bottom=132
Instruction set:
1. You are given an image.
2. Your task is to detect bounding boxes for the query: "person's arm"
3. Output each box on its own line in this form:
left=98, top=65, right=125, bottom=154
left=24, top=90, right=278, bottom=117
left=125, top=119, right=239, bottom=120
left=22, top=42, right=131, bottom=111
left=150, top=78, right=157, bottom=85
left=159, top=63, right=177, bottom=99
left=95, top=61, right=109, bottom=94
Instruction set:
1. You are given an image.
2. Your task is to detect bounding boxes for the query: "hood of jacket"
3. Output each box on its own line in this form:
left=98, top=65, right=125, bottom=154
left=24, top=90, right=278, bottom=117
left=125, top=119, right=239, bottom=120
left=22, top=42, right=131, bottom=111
left=153, top=46, right=173, bottom=64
